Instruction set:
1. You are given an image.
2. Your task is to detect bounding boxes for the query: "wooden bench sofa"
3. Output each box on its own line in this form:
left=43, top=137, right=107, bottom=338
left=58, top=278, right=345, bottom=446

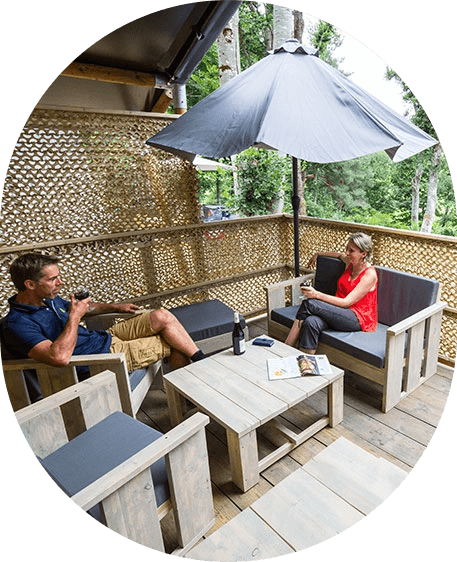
left=2, top=298, right=248, bottom=413
left=265, top=256, right=446, bottom=412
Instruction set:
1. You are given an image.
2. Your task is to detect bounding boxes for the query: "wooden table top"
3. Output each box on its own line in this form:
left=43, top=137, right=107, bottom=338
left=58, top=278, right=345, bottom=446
left=164, top=338, right=343, bottom=437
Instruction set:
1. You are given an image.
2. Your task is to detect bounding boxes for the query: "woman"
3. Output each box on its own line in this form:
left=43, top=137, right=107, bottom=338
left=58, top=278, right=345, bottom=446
left=285, top=232, right=378, bottom=353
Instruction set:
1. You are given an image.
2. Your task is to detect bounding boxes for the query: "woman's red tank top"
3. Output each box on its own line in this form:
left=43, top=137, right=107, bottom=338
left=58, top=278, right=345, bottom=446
left=336, top=265, right=378, bottom=332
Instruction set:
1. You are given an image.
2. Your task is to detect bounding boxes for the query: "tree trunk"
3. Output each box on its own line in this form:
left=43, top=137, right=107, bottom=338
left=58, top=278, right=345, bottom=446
left=217, top=11, right=240, bottom=194
left=273, top=5, right=293, bottom=47
left=421, top=143, right=442, bottom=233
left=270, top=5, right=294, bottom=214
left=411, top=164, right=423, bottom=230
left=293, top=10, right=304, bottom=42
left=217, top=11, right=240, bottom=85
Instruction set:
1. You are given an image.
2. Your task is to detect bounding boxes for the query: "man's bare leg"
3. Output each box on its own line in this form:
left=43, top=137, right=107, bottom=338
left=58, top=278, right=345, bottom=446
left=148, top=309, right=204, bottom=368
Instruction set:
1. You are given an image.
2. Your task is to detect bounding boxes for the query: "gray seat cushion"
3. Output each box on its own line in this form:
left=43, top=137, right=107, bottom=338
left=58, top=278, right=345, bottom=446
left=271, top=305, right=300, bottom=329
left=128, top=368, right=148, bottom=391
left=39, top=411, right=170, bottom=522
left=171, top=299, right=245, bottom=341
left=272, top=305, right=388, bottom=368
left=320, top=324, right=389, bottom=368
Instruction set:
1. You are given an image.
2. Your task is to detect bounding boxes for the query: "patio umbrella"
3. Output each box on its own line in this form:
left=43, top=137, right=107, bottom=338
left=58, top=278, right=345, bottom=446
left=147, top=39, right=437, bottom=274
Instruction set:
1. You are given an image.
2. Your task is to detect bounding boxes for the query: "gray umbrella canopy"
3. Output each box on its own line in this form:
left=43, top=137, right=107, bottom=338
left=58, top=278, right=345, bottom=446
left=147, top=39, right=437, bottom=276
left=147, top=39, right=437, bottom=163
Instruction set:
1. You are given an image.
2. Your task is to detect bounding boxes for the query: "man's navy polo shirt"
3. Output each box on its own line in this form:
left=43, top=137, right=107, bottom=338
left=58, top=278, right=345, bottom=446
left=2, top=295, right=112, bottom=359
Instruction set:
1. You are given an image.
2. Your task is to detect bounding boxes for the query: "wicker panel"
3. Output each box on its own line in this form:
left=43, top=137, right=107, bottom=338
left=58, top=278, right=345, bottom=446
left=1, top=108, right=200, bottom=247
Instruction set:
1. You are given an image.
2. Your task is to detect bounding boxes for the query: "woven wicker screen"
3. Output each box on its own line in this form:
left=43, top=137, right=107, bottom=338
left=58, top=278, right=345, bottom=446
left=2, top=108, right=201, bottom=244
left=1, top=108, right=455, bottom=361
left=0, top=107, right=289, bottom=319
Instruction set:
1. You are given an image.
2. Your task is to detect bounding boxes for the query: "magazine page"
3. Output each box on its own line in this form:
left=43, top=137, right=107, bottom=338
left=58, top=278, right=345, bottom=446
left=267, top=353, right=328, bottom=380
left=267, top=356, right=301, bottom=380
left=314, top=354, right=333, bottom=375
left=297, top=354, right=319, bottom=375
left=267, top=353, right=332, bottom=381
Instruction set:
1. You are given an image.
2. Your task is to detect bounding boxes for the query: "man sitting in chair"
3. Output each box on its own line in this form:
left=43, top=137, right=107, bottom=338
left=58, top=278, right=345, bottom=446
left=2, top=253, right=207, bottom=373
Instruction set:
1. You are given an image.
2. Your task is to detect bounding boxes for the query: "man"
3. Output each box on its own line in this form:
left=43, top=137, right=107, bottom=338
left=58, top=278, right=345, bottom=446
left=2, top=253, right=207, bottom=372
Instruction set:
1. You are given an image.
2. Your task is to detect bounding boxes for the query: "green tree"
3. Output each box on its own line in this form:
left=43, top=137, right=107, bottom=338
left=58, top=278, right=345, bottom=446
left=235, top=148, right=292, bottom=216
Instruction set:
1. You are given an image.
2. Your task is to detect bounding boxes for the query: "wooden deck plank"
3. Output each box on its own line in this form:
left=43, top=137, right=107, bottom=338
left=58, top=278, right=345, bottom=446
left=343, top=384, right=436, bottom=446
left=185, top=507, right=294, bottom=561
left=302, top=437, right=407, bottom=514
left=395, top=382, right=449, bottom=426
left=341, top=402, right=426, bottom=467
left=250, top=468, right=364, bottom=550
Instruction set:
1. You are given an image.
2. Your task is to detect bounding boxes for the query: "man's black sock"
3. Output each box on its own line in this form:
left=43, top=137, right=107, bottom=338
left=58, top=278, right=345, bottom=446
left=191, top=349, right=207, bottom=362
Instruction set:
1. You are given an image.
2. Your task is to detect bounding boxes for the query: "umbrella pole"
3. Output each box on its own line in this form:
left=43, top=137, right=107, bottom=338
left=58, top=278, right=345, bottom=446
left=292, top=156, right=300, bottom=277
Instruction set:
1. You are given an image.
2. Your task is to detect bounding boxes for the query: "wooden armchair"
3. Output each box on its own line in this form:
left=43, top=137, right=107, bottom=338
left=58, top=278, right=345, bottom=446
left=265, top=256, right=446, bottom=412
left=1, top=311, right=163, bottom=415
left=16, top=370, right=214, bottom=555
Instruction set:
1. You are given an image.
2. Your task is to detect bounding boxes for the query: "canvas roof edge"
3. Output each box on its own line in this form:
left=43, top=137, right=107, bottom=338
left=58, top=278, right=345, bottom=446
left=40, top=2, right=241, bottom=113
left=69, top=2, right=242, bottom=86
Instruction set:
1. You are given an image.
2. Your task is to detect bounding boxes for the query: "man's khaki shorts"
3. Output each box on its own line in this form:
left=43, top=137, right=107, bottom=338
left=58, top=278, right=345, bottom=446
left=108, top=312, right=171, bottom=371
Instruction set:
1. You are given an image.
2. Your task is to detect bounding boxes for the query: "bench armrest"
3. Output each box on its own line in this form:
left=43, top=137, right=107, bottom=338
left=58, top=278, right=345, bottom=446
left=4, top=353, right=133, bottom=416
left=2, top=352, right=125, bottom=371
left=386, top=301, right=447, bottom=336
left=265, top=273, right=314, bottom=310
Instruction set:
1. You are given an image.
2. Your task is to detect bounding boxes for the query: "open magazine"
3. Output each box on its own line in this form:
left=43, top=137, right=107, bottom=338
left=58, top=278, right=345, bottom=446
left=267, top=354, right=333, bottom=380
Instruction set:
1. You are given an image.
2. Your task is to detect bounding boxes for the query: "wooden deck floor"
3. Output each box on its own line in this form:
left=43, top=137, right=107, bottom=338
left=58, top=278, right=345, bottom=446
left=136, top=315, right=454, bottom=555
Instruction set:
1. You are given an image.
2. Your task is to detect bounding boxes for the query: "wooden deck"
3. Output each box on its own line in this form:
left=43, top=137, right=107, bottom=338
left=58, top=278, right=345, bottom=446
left=136, top=315, right=454, bottom=556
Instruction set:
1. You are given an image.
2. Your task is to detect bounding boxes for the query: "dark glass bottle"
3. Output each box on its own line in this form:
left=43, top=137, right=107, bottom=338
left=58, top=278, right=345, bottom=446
left=232, top=312, right=246, bottom=355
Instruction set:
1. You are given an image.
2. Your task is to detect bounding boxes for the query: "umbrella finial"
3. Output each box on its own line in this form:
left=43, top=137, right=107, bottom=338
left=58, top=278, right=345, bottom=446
left=272, top=39, right=319, bottom=57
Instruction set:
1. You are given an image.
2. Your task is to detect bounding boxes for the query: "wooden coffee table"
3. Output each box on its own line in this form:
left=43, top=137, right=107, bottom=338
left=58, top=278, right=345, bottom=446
left=163, top=338, right=344, bottom=492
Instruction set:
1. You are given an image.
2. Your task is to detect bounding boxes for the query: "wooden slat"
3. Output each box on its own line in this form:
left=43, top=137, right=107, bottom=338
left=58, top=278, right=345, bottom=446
left=404, top=321, right=426, bottom=392
left=184, top=358, right=288, bottom=425
left=101, top=468, right=164, bottom=551
left=423, top=309, right=444, bottom=379
left=61, top=61, right=164, bottom=87
left=251, top=468, right=364, bottom=550
left=212, top=351, right=306, bottom=405
left=302, top=437, right=407, bottom=515
left=3, top=369, right=30, bottom=411
left=167, top=427, right=214, bottom=550
left=18, top=406, right=68, bottom=457
left=383, top=331, right=406, bottom=412
left=164, top=368, right=258, bottom=437
left=185, top=507, right=294, bottom=561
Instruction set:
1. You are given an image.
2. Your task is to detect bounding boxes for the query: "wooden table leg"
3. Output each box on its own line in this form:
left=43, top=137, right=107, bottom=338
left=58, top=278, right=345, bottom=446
left=328, top=375, right=344, bottom=427
left=164, top=379, right=185, bottom=427
left=227, top=429, right=259, bottom=492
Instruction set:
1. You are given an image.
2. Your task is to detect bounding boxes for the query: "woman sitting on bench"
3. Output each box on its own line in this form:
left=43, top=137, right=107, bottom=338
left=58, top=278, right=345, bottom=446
left=285, top=232, right=378, bottom=354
